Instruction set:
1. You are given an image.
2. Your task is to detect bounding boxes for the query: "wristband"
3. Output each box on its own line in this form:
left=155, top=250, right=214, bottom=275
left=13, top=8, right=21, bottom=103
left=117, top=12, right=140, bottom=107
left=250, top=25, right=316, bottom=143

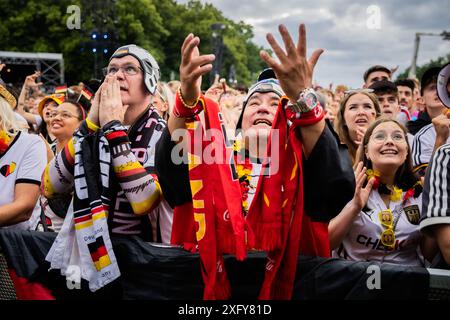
left=285, top=102, right=325, bottom=127
left=173, top=87, right=205, bottom=118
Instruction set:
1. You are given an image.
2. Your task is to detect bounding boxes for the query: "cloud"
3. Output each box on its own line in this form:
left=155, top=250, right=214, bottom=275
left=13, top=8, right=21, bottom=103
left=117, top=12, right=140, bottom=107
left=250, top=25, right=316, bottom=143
left=177, top=0, right=450, bottom=87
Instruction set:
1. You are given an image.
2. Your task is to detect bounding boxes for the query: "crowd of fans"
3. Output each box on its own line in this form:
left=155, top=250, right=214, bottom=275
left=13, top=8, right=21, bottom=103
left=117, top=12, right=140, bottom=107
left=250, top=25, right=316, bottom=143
left=0, top=22, right=450, bottom=299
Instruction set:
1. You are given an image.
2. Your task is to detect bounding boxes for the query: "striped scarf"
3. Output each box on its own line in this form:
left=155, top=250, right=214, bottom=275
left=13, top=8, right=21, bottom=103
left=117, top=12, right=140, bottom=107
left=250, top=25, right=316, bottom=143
left=46, top=122, right=121, bottom=291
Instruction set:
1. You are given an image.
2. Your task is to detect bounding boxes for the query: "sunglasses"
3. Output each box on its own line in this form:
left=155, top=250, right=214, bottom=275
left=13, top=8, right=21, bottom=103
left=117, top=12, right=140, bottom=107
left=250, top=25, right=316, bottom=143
left=378, top=209, right=396, bottom=248
left=344, top=88, right=374, bottom=96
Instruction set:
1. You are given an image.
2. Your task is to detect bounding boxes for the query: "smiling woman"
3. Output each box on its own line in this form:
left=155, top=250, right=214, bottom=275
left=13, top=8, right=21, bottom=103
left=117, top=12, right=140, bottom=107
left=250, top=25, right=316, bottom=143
left=329, top=118, right=438, bottom=266
left=49, top=100, right=85, bottom=154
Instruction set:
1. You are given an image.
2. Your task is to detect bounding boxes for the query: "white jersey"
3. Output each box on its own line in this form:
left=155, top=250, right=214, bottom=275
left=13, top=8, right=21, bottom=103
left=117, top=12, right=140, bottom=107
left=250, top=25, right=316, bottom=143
left=420, top=143, right=450, bottom=230
left=412, top=123, right=450, bottom=169
left=0, top=131, right=47, bottom=230
left=333, top=189, right=425, bottom=266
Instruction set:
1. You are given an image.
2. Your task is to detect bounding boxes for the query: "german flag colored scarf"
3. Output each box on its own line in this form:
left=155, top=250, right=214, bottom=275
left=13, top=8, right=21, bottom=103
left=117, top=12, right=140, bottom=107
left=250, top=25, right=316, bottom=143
left=46, top=122, right=121, bottom=291
left=172, top=96, right=328, bottom=299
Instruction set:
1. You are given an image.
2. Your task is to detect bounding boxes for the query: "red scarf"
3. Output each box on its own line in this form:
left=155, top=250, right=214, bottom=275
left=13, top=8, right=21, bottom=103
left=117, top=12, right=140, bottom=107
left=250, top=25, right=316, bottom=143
left=171, top=96, right=330, bottom=300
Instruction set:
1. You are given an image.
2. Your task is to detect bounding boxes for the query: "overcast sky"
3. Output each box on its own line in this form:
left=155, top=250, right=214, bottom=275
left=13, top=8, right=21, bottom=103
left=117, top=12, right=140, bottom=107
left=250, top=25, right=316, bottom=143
left=177, top=0, right=450, bottom=88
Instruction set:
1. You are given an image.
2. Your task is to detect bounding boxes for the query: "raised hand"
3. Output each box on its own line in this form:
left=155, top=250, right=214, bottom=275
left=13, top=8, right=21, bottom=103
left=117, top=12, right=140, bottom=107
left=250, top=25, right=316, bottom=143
left=354, top=126, right=367, bottom=145
left=432, top=110, right=450, bottom=144
left=259, top=23, right=324, bottom=103
left=351, top=162, right=375, bottom=212
left=99, top=75, right=128, bottom=127
left=24, top=71, right=43, bottom=90
left=179, top=34, right=215, bottom=106
left=87, top=81, right=107, bottom=126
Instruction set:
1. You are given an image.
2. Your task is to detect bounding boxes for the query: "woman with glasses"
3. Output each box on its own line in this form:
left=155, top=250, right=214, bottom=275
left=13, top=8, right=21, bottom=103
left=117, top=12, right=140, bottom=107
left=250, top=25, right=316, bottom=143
left=329, top=118, right=437, bottom=266
left=334, top=90, right=381, bottom=164
left=49, top=99, right=86, bottom=153
left=37, top=99, right=86, bottom=232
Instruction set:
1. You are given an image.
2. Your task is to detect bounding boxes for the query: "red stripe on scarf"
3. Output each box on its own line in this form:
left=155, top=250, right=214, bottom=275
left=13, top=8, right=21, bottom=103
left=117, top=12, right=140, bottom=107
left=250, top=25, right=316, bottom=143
left=105, top=130, right=127, bottom=140
left=115, top=167, right=146, bottom=178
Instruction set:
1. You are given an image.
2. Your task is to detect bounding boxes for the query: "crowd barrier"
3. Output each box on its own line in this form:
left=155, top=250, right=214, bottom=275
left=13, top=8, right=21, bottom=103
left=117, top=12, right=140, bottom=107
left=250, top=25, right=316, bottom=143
left=0, top=229, right=449, bottom=300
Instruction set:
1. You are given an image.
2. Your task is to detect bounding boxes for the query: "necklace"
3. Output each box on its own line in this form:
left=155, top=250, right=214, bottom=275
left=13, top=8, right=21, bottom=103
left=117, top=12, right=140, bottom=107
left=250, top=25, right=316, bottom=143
left=366, top=169, right=422, bottom=203
left=378, top=207, right=402, bottom=248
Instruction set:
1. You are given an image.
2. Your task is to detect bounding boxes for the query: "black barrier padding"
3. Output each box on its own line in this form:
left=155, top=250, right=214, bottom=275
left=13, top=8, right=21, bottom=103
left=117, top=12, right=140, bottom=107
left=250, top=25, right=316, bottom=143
left=0, top=229, right=430, bottom=300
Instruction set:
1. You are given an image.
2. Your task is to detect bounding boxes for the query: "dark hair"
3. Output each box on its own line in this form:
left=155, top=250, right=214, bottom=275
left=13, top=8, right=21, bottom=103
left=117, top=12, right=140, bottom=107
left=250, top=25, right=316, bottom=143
left=394, top=79, right=415, bottom=93
left=38, top=119, right=51, bottom=142
left=358, top=118, right=419, bottom=191
left=61, top=98, right=86, bottom=121
left=369, top=80, right=398, bottom=98
left=420, top=67, right=441, bottom=95
left=363, top=65, right=391, bottom=82
left=66, top=90, right=91, bottom=113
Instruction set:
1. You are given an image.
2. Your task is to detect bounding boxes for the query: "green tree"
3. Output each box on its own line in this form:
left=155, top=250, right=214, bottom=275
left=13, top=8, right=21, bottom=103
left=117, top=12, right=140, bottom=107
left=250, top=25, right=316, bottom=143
left=397, top=53, right=450, bottom=81
left=0, top=0, right=266, bottom=88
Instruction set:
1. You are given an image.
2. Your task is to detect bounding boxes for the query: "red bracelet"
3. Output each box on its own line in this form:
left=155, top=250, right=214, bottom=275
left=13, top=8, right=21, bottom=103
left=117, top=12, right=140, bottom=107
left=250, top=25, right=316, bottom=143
left=173, top=88, right=205, bottom=118
left=285, top=103, right=325, bottom=127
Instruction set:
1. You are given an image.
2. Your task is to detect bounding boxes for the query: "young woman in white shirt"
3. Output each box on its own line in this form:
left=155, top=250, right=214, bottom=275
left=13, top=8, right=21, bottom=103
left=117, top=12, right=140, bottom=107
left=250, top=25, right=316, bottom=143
left=329, top=118, right=437, bottom=266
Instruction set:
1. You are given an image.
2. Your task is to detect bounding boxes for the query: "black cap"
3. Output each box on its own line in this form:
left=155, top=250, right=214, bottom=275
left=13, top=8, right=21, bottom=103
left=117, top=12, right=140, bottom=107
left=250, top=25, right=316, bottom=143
left=258, top=68, right=277, bottom=81
left=369, top=80, right=398, bottom=95
left=363, top=65, right=391, bottom=82
left=421, top=67, right=441, bottom=95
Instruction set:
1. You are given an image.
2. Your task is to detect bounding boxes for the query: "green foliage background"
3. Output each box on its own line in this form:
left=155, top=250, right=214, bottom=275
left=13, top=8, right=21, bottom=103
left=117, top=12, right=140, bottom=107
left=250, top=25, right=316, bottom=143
left=0, top=0, right=268, bottom=87
left=396, top=53, right=450, bottom=81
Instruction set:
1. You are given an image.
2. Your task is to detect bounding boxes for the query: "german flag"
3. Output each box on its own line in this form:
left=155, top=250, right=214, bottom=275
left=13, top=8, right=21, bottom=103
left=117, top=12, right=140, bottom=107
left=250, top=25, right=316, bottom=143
left=0, top=162, right=16, bottom=177
left=87, top=236, right=111, bottom=271
left=80, top=87, right=93, bottom=101
left=54, top=85, right=67, bottom=94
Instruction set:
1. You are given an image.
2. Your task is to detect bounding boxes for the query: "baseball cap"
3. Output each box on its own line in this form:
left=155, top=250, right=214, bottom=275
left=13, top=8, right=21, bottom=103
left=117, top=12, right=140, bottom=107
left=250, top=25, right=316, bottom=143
left=0, top=84, right=17, bottom=108
left=37, top=93, right=65, bottom=117
left=420, top=67, right=441, bottom=95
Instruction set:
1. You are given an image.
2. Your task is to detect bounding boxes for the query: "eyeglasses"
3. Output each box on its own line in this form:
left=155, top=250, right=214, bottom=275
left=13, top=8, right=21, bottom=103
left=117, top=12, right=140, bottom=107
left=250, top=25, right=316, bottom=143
left=371, top=131, right=406, bottom=143
left=49, top=111, right=79, bottom=119
left=378, top=209, right=396, bottom=248
left=102, top=65, right=143, bottom=76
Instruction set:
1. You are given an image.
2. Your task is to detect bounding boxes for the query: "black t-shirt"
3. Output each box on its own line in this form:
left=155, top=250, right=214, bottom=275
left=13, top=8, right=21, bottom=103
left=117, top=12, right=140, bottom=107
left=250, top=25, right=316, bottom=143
left=155, top=121, right=355, bottom=222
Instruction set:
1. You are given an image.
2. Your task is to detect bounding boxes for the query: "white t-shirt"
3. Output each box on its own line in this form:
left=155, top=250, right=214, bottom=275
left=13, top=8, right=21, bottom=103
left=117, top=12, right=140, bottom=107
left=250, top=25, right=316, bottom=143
left=412, top=123, right=450, bottom=168
left=0, top=131, right=47, bottom=230
left=333, top=189, right=425, bottom=266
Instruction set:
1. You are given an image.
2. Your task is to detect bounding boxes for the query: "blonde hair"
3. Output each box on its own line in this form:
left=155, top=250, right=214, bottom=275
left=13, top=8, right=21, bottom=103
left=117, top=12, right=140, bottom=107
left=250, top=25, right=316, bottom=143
left=0, top=97, right=21, bottom=134
left=156, top=82, right=175, bottom=121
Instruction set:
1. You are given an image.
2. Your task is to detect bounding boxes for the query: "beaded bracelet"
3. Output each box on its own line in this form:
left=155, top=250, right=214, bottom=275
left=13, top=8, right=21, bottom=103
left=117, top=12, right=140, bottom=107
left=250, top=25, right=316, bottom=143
left=173, top=87, right=204, bottom=118
left=178, top=86, right=199, bottom=109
